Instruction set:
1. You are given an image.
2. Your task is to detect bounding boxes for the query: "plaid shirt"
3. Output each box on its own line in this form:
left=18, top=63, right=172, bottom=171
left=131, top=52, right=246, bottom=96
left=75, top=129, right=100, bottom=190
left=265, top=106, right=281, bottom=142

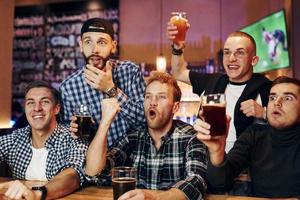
left=97, top=120, right=207, bottom=200
left=59, top=60, right=146, bottom=146
left=0, top=124, right=88, bottom=185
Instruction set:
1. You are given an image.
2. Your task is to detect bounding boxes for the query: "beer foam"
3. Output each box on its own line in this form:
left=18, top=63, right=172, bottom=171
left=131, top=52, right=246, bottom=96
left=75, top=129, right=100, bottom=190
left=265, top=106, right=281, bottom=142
left=203, top=103, right=225, bottom=107
left=112, top=177, right=136, bottom=183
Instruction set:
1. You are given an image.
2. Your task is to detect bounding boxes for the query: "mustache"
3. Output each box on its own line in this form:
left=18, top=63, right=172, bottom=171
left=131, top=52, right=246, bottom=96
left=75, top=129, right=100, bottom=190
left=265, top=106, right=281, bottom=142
left=85, top=54, right=108, bottom=69
left=85, top=54, right=105, bottom=63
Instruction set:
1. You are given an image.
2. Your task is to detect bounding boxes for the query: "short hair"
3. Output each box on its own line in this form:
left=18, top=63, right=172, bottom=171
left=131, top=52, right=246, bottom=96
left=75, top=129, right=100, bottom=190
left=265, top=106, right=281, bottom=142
left=146, top=71, right=181, bottom=102
left=227, top=31, right=257, bottom=55
left=24, top=81, right=60, bottom=105
left=271, top=76, right=300, bottom=93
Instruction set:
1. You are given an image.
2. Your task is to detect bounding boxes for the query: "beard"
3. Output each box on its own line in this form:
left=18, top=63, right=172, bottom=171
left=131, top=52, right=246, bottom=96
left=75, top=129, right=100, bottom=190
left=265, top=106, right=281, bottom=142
left=146, top=109, right=173, bottom=130
left=84, top=53, right=110, bottom=70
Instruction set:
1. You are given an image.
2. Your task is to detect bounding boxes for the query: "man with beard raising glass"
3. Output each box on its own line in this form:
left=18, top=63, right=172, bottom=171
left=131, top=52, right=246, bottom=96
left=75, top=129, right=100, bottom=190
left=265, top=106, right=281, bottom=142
left=60, top=18, right=146, bottom=146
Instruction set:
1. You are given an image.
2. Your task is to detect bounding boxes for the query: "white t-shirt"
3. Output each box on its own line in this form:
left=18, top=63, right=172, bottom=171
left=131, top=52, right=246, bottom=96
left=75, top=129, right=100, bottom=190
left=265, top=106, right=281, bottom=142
left=25, top=146, right=48, bottom=181
left=225, top=83, right=262, bottom=152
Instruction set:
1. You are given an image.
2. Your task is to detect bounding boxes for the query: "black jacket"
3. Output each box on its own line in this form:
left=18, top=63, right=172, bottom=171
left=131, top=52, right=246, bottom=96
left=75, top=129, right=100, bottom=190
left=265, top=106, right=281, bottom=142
left=189, top=72, right=271, bottom=138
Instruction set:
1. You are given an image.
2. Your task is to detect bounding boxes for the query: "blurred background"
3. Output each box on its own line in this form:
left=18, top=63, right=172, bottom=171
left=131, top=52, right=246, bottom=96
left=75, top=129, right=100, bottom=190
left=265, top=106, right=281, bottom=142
left=0, top=0, right=299, bottom=128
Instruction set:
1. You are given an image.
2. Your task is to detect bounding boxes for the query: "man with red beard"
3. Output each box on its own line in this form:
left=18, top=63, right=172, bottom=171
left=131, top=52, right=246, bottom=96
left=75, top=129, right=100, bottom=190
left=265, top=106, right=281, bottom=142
left=60, top=18, right=145, bottom=146
left=196, top=76, right=300, bottom=198
left=0, top=81, right=88, bottom=200
left=167, top=24, right=271, bottom=153
left=85, top=72, right=207, bottom=200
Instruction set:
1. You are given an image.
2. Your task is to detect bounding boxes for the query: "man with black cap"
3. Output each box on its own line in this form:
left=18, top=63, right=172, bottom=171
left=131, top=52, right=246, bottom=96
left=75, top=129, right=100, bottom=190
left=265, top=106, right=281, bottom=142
left=60, top=18, right=146, bottom=146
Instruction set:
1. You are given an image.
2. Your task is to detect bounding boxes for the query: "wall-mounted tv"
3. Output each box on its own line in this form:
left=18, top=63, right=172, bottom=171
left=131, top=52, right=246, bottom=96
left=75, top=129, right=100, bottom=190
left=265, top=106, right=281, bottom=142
left=241, top=9, right=290, bottom=73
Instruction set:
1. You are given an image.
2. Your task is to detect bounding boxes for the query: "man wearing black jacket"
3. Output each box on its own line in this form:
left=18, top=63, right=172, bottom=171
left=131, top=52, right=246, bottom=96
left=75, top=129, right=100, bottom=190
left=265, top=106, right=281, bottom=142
left=167, top=24, right=271, bottom=152
left=196, top=76, right=300, bottom=198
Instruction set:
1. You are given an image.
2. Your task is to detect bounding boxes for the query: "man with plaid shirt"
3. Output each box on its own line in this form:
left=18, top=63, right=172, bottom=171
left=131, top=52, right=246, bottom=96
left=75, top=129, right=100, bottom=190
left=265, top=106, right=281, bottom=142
left=85, top=72, right=207, bottom=200
left=0, top=81, right=88, bottom=200
left=60, top=18, right=145, bottom=146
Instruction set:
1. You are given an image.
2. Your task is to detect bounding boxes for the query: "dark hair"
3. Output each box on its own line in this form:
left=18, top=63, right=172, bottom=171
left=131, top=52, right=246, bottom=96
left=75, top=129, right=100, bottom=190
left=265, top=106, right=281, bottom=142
left=146, top=71, right=182, bottom=102
left=272, top=76, right=300, bottom=91
left=24, top=81, right=60, bottom=105
left=228, top=31, right=257, bottom=55
left=12, top=101, right=23, bottom=113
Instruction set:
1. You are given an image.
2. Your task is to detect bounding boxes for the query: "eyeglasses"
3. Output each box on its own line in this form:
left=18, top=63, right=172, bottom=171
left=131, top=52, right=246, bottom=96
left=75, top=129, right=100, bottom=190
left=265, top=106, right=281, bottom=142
left=223, top=49, right=247, bottom=59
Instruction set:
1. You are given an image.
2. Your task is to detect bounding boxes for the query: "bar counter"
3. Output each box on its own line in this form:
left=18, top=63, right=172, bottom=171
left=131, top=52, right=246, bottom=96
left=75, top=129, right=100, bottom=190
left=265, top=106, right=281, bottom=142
left=0, top=177, right=283, bottom=200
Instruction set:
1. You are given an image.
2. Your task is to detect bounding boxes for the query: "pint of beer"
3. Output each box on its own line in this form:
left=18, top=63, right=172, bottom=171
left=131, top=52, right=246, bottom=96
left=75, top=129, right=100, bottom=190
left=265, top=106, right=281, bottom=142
left=74, top=104, right=92, bottom=137
left=170, top=12, right=188, bottom=43
left=201, top=94, right=226, bottom=136
left=112, top=167, right=137, bottom=200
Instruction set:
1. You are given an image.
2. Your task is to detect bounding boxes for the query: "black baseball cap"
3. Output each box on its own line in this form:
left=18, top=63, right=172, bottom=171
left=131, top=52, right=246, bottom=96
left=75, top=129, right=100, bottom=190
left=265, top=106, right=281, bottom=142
left=81, top=18, right=114, bottom=40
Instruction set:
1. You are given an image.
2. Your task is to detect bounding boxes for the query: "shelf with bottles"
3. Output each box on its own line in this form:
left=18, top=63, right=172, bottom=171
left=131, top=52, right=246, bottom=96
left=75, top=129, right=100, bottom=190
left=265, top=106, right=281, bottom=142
left=188, top=59, right=225, bottom=74
left=45, top=22, right=81, bottom=37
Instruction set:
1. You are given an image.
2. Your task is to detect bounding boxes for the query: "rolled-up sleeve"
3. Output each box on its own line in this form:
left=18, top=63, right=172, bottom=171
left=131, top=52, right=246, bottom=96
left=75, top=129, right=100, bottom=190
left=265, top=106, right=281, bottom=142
left=116, top=63, right=146, bottom=128
left=85, top=134, right=133, bottom=185
left=63, top=138, right=88, bottom=186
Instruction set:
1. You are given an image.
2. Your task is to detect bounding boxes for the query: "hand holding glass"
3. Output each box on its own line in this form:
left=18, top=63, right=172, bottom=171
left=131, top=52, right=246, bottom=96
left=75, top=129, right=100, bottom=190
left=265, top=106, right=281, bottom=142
left=170, top=12, right=188, bottom=43
left=74, top=104, right=92, bottom=137
left=201, top=94, right=227, bottom=136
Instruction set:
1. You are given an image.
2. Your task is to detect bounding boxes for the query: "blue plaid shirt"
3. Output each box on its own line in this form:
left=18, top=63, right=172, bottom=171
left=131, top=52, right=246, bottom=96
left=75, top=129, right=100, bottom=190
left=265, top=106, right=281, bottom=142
left=59, top=60, right=146, bottom=146
left=96, top=120, right=207, bottom=200
left=0, top=124, right=88, bottom=185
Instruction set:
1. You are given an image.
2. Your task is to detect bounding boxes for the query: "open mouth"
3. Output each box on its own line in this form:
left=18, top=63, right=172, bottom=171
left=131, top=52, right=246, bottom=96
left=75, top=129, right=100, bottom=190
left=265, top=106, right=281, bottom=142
left=272, top=110, right=282, bottom=116
left=148, top=109, right=157, bottom=119
left=89, top=56, right=105, bottom=68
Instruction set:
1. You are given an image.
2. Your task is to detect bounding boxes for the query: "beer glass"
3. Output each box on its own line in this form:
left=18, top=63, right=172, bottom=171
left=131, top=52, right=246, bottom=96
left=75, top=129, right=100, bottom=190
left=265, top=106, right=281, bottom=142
left=112, top=167, right=137, bottom=200
left=201, top=93, right=226, bottom=136
left=74, top=104, right=92, bottom=137
left=170, top=12, right=188, bottom=43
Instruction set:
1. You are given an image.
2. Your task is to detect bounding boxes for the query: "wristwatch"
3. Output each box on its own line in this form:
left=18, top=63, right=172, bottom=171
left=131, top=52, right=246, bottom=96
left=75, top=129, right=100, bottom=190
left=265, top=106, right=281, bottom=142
left=171, top=44, right=185, bottom=55
left=105, top=85, right=118, bottom=97
left=32, top=186, right=47, bottom=200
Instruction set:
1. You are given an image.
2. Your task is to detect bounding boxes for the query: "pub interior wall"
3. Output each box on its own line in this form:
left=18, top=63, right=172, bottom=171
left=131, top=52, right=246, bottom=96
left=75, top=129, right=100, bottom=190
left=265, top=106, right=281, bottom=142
left=2, top=0, right=291, bottom=127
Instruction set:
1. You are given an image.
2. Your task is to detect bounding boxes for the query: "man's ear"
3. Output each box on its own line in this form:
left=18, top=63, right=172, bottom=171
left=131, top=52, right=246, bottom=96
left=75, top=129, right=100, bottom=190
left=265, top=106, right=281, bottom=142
left=251, top=55, right=259, bottom=67
left=111, top=40, right=117, bottom=54
left=79, top=40, right=83, bottom=53
left=54, top=104, right=60, bottom=115
left=172, top=101, right=180, bottom=114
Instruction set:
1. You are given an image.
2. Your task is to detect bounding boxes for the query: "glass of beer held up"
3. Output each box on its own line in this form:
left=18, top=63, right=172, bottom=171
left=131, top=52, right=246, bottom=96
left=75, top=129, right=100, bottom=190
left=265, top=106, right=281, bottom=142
left=74, top=104, right=92, bottom=137
left=201, top=93, right=227, bottom=136
left=112, top=167, right=137, bottom=200
left=170, top=12, right=188, bottom=43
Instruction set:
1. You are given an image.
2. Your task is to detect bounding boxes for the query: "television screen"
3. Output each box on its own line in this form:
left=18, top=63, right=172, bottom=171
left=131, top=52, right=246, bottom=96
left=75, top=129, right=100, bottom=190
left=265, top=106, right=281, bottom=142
left=241, top=10, right=290, bottom=73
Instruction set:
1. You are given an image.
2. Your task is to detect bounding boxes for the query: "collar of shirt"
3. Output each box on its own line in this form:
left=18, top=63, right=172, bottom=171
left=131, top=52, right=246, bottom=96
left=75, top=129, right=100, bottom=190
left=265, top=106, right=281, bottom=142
left=26, top=124, right=64, bottom=150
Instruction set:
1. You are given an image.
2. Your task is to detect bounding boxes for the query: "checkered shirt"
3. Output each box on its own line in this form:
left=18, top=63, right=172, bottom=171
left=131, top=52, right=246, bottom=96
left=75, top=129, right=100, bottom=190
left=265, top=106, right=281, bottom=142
left=97, top=120, right=208, bottom=200
left=59, top=59, right=146, bottom=146
left=0, top=124, right=88, bottom=185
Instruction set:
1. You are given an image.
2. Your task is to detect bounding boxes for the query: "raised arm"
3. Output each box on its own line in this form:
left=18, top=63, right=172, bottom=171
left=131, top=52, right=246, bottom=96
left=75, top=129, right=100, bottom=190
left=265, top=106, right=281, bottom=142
left=85, top=98, right=120, bottom=176
left=195, top=112, right=253, bottom=190
left=167, top=21, right=190, bottom=85
left=114, top=62, right=146, bottom=128
left=194, top=115, right=229, bottom=166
